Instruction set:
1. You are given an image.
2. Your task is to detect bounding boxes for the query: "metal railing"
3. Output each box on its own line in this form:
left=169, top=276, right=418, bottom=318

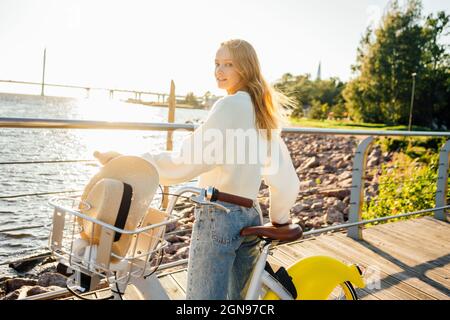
left=2, top=117, right=450, bottom=137
left=0, top=117, right=449, bottom=269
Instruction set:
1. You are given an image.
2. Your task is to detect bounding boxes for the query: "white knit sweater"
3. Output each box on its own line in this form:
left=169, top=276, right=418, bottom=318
left=141, top=91, right=300, bottom=224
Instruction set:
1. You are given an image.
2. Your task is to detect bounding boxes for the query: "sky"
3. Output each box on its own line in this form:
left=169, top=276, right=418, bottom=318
left=0, top=0, right=448, bottom=97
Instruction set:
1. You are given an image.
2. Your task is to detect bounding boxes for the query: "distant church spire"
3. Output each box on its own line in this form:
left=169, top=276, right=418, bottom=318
left=316, top=61, right=321, bottom=80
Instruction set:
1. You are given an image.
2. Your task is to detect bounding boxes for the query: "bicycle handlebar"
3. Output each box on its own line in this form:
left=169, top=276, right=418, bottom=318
left=206, top=187, right=254, bottom=208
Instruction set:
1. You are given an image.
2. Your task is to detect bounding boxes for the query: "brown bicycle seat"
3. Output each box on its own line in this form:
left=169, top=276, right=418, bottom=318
left=240, top=223, right=303, bottom=242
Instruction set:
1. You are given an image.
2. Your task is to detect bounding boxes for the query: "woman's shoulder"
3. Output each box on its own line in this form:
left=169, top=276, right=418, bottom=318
left=213, top=91, right=253, bottom=112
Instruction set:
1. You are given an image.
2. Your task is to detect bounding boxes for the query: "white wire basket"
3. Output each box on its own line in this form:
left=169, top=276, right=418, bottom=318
left=47, top=196, right=172, bottom=288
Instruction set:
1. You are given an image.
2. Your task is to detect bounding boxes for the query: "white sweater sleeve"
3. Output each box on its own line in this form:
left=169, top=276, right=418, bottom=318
left=262, top=136, right=300, bottom=224
left=140, top=98, right=233, bottom=186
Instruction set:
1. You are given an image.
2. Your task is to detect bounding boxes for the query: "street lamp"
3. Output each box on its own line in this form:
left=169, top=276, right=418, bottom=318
left=408, top=72, right=417, bottom=131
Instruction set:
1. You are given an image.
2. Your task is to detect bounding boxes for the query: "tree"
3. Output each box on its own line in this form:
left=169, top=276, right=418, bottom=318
left=274, top=74, right=347, bottom=119
left=343, top=0, right=449, bottom=129
left=183, top=92, right=199, bottom=107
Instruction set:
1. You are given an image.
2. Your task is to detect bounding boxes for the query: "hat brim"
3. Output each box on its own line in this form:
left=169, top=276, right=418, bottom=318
left=79, top=155, right=160, bottom=256
left=82, top=155, right=159, bottom=207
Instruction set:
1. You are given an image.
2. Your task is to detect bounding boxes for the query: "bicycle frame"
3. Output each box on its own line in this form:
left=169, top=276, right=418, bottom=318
left=245, top=241, right=295, bottom=300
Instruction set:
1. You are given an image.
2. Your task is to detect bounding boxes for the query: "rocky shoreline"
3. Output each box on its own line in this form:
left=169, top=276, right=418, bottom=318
left=0, top=133, right=390, bottom=300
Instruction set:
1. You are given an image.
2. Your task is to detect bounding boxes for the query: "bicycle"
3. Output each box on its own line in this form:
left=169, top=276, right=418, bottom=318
left=46, top=185, right=365, bottom=300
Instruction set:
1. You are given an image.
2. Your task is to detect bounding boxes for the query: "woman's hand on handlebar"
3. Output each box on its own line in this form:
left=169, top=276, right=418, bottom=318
left=93, top=150, right=122, bottom=166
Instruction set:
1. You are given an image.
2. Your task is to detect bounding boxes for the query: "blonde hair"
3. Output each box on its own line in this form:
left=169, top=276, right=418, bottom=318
left=220, top=39, right=294, bottom=140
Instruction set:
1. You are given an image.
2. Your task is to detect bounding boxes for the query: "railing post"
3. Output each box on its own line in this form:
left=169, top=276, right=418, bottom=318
left=347, top=136, right=374, bottom=240
left=435, top=140, right=450, bottom=221
left=162, top=80, right=176, bottom=209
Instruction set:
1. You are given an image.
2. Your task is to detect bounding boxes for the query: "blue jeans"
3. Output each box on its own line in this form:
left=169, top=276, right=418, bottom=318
left=186, top=200, right=263, bottom=300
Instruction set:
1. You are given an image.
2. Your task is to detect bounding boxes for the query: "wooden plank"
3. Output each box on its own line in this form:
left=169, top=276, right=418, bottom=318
left=95, top=288, right=113, bottom=299
left=421, top=216, right=450, bottom=228
left=332, top=232, right=450, bottom=299
left=405, top=217, right=450, bottom=235
left=406, top=217, right=450, bottom=239
left=372, top=223, right=450, bottom=267
left=274, top=241, right=379, bottom=300
left=171, top=269, right=188, bottom=293
left=377, top=218, right=450, bottom=246
left=267, top=254, right=289, bottom=272
left=376, top=220, right=450, bottom=254
left=158, top=274, right=185, bottom=300
left=367, top=223, right=450, bottom=266
left=271, top=246, right=297, bottom=265
left=363, top=227, right=450, bottom=284
left=277, top=239, right=382, bottom=300
left=321, top=234, right=439, bottom=300
left=310, top=234, right=433, bottom=300
left=283, top=238, right=413, bottom=300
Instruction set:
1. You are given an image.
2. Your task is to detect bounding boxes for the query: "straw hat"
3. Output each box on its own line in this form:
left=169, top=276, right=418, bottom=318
left=78, top=155, right=159, bottom=258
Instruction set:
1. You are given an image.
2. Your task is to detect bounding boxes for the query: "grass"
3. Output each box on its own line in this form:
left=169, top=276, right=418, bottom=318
left=288, top=117, right=431, bottom=131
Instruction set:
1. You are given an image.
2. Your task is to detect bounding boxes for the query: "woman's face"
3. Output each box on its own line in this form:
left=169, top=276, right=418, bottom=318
left=215, top=46, right=243, bottom=94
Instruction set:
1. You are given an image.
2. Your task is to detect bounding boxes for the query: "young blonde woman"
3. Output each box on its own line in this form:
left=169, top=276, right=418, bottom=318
left=94, top=39, right=300, bottom=300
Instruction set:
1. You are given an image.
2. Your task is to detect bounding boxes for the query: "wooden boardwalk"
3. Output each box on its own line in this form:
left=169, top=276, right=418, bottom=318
left=157, top=216, right=450, bottom=300
left=65, top=216, right=449, bottom=300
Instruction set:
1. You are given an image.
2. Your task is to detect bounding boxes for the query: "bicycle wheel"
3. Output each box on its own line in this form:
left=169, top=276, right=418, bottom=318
left=262, top=256, right=364, bottom=300
left=327, top=281, right=358, bottom=300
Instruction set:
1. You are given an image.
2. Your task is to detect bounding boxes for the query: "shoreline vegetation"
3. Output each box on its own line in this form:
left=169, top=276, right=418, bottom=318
left=0, top=91, right=208, bottom=110
left=0, top=91, right=444, bottom=133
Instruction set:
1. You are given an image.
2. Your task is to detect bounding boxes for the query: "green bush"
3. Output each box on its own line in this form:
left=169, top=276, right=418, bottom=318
left=363, top=150, right=449, bottom=226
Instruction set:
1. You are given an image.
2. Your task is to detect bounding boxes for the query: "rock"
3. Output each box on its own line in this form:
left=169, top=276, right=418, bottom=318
left=177, top=207, right=194, bottom=218
left=343, top=154, right=353, bottom=161
left=2, top=289, right=21, bottom=300
left=334, top=200, right=346, bottom=212
left=259, top=188, right=269, bottom=197
left=302, top=156, right=320, bottom=169
left=367, top=157, right=378, bottom=167
left=164, top=245, right=177, bottom=255
left=258, top=197, right=270, bottom=207
left=323, top=164, right=336, bottom=173
left=164, top=242, right=189, bottom=255
left=325, top=208, right=344, bottom=224
left=338, top=171, right=352, bottom=181
left=299, top=179, right=316, bottom=189
left=300, top=202, right=311, bottom=210
left=367, top=148, right=382, bottom=167
left=319, top=188, right=351, bottom=200
left=37, top=272, right=67, bottom=288
left=339, top=178, right=353, bottom=188
left=343, top=207, right=350, bottom=217
left=165, top=221, right=179, bottom=233
left=165, top=234, right=183, bottom=243
left=336, top=160, right=348, bottom=169
left=305, top=217, right=324, bottom=229
left=178, top=217, right=194, bottom=224
left=174, top=203, right=192, bottom=211
left=175, top=246, right=190, bottom=259
left=310, top=201, right=323, bottom=210
left=4, top=278, right=37, bottom=293
left=291, top=203, right=306, bottom=215
left=369, top=147, right=382, bottom=159
left=1, top=285, right=63, bottom=300
left=259, top=182, right=269, bottom=190
left=26, top=285, right=62, bottom=297
left=8, top=257, right=46, bottom=273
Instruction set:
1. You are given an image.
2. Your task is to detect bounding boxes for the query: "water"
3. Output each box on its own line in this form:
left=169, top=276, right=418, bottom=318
left=0, top=93, right=208, bottom=269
